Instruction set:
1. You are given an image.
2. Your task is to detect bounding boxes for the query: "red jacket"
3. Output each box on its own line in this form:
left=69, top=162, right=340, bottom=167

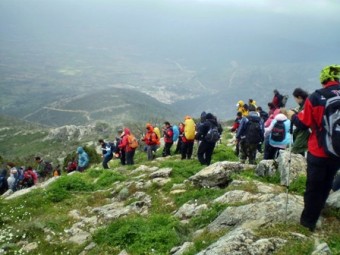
left=292, top=81, right=340, bottom=157
left=24, top=169, right=38, bottom=184
left=163, top=126, right=174, bottom=143
left=119, top=128, right=135, bottom=152
left=143, top=125, right=159, bottom=145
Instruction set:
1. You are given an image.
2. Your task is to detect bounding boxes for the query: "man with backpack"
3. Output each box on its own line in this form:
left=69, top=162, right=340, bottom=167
left=35, top=157, right=53, bottom=180
left=98, top=139, right=113, bottom=169
left=288, top=64, right=340, bottom=232
left=162, top=121, right=174, bottom=157
left=142, top=123, right=160, bottom=160
left=195, top=113, right=220, bottom=166
left=236, top=105, right=264, bottom=164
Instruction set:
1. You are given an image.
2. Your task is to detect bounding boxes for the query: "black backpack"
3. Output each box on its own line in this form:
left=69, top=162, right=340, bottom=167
left=245, top=118, right=263, bottom=144
left=271, top=120, right=286, bottom=142
left=316, top=89, right=340, bottom=158
left=205, top=125, right=220, bottom=143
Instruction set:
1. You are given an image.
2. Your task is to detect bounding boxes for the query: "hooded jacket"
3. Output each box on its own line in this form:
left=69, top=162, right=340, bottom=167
left=119, top=128, right=135, bottom=152
left=77, top=147, right=89, bottom=168
left=143, top=124, right=159, bottom=146
left=265, top=113, right=291, bottom=149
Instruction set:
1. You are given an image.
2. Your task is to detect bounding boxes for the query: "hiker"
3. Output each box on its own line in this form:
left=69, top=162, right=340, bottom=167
left=66, top=161, right=77, bottom=173
left=182, top=116, right=196, bottom=160
left=53, top=165, right=61, bottom=177
left=98, top=139, right=113, bottom=169
left=21, top=166, right=38, bottom=188
left=142, top=123, right=160, bottom=160
left=290, top=88, right=310, bottom=156
left=76, top=146, right=89, bottom=172
left=249, top=99, right=257, bottom=108
left=35, top=156, right=53, bottom=180
left=288, top=65, right=340, bottom=232
left=7, top=167, right=18, bottom=192
left=236, top=100, right=249, bottom=117
left=230, top=112, right=243, bottom=156
left=162, top=121, right=174, bottom=157
left=196, top=113, right=219, bottom=166
left=115, top=129, right=126, bottom=166
left=263, top=106, right=282, bottom=159
left=264, top=109, right=291, bottom=159
left=175, top=122, right=184, bottom=154
left=272, top=89, right=283, bottom=109
left=0, top=168, right=8, bottom=195
left=118, top=128, right=137, bottom=165
left=257, top=106, right=269, bottom=123
left=236, top=105, right=264, bottom=164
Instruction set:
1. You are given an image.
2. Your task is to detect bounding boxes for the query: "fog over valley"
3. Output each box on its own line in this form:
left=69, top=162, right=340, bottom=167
left=1, top=0, right=339, bottom=126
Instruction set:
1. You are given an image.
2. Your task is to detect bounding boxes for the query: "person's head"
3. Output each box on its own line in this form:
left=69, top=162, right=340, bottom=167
left=256, top=106, right=263, bottom=112
left=98, top=139, right=104, bottom=146
left=26, top=166, right=33, bottom=171
left=268, top=102, right=275, bottom=110
left=320, top=65, right=340, bottom=85
left=273, top=89, right=279, bottom=95
left=164, top=121, right=170, bottom=128
left=236, top=100, right=244, bottom=107
left=179, top=122, right=184, bottom=128
left=292, top=88, right=309, bottom=105
left=249, top=99, right=254, bottom=104
left=77, top=147, right=84, bottom=154
left=236, top=111, right=242, bottom=118
left=243, top=104, right=249, bottom=111
left=35, top=157, right=41, bottom=163
left=146, top=123, right=153, bottom=132
left=117, top=128, right=123, bottom=135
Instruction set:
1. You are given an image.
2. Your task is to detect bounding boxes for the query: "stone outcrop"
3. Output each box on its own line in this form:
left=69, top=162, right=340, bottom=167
left=189, top=161, right=252, bottom=188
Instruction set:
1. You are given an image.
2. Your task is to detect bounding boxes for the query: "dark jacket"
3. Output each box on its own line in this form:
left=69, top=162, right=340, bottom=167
left=195, top=113, right=218, bottom=142
left=291, top=101, right=310, bottom=154
left=236, top=111, right=264, bottom=141
left=291, top=81, right=340, bottom=157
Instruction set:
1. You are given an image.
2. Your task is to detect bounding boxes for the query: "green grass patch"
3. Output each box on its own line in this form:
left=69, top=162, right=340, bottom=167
left=93, top=214, right=184, bottom=255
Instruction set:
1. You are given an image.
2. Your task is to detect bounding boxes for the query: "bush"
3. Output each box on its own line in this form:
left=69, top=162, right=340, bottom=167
left=46, top=174, right=94, bottom=202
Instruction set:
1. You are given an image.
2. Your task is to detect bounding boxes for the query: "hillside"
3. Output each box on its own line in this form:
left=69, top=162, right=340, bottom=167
left=0, top=133, right=339, bottom=255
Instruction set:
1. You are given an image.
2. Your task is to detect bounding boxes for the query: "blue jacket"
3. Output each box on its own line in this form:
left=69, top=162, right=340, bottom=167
left=77, top=147, right=89, bottom=168
left=101, top=142, right=112, bottom=158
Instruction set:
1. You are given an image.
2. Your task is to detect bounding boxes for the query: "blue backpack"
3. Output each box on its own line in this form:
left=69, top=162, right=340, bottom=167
left=172, top=125, right=180, bottom=142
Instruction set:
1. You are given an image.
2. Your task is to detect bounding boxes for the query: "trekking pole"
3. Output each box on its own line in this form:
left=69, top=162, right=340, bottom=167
left=284, top=121, right=294, bottom=224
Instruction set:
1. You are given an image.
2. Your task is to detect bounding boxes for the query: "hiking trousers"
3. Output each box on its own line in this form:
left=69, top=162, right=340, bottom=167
left=239, top=140, right=258, bottom=164
left=126, top=150, right=135, bottom=165
left=162, top=142, right=173, bottom=157
left=182, top=141, right=194, bottom=159
left=300, top=153, right=340, bottom=231
left=197, top=140, right=215, bottom=166
left=103, top=155, right=113, bottom=169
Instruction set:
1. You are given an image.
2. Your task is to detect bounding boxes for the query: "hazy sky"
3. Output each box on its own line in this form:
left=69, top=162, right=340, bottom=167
left=0, top=0, right=339, bottom=68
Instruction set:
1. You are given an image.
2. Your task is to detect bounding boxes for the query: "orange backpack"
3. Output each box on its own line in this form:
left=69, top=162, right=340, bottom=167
left=128, top=134, right=139, bottom=149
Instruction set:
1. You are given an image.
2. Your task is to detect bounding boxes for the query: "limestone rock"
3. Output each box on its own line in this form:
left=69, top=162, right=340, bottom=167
left=196, top=227, right=286, bottom=255
left=175, top=202, right=208, bottom=219
left=170, top=242, right=194, bottom=255
left=149, top=168, right=172, bottom=179
left=207, top=193, right=303, bottom=232
left=189, top=161, right=248, bottom=188
left=326, top=190, right=340, bottom=209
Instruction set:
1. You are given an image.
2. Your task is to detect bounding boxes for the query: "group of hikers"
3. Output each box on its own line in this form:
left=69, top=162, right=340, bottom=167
left=0, top=157, right=61, bottom=195
left=230, top=65, right=340, bottom=232
left=95, top=113, right=223, bottom=169
left=1, top=65, right=340, bottom=234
